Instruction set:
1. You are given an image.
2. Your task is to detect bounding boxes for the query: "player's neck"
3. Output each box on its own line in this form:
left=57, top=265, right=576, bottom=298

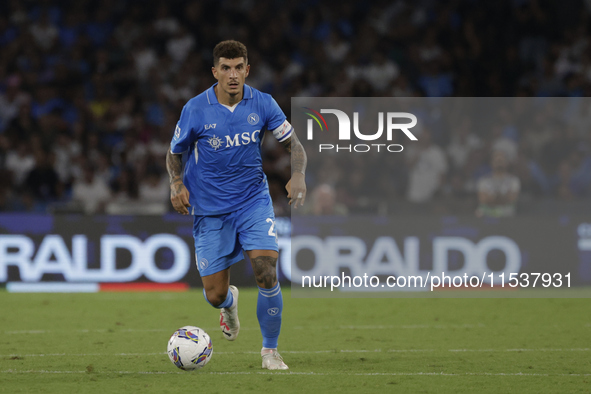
left=215, top=84, right=243, bottom=107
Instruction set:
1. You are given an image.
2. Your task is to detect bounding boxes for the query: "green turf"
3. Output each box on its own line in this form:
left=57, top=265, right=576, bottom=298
left=1, top=289, right=590, bottom=393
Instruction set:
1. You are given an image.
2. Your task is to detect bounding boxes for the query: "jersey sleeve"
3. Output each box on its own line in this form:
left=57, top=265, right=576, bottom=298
left=170, top=104, right=194, bottom=154
left=265, top=97, right=292, bottom=143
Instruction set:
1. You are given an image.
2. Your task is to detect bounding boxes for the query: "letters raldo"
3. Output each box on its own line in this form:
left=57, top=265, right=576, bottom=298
left=0, top=234, right=190, bottom=283
left=307, top=111, right=417, bottom=153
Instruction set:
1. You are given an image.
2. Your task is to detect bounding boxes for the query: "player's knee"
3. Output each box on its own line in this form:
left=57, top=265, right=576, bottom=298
left=204, top=289, right=228, bottom=307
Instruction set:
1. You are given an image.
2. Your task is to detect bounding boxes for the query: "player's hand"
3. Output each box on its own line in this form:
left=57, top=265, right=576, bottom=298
left=170, top=180, right=191, bottom=215
left=286, top=172, right=306, bottom=209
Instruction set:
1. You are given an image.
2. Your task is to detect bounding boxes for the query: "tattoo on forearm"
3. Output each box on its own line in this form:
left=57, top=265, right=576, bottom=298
left=251, top=256, right=278, bottom=289
left=171, top=182, right=185, bottom=196
left=280, top=136, right=291, bottom=153
left=166, top=149, right=183, bottom=184
left=281, top=132, right=307, bottom=175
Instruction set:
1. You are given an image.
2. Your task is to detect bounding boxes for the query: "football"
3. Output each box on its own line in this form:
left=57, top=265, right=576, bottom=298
left=167, top=326, right=213, bottom=371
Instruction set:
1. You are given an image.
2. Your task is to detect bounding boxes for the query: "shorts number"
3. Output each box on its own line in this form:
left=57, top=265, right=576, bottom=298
left=266, top=218, right=277, bottom=237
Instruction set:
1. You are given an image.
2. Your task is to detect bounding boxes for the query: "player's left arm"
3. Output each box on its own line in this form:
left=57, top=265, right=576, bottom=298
left=280, top=131, right=307, bottom=208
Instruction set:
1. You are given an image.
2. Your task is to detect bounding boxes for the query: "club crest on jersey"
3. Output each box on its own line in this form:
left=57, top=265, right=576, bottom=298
left=247, top=113, right=259, bottom=125
left=208, top=135, right=223, bottom=150
left=199, top=258, right=209, bottom=271
left=205, top=123, right=216, bottom=130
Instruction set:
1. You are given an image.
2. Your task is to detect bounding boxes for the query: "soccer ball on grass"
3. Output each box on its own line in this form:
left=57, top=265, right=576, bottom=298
left=167, top=326, right=213, bottom=370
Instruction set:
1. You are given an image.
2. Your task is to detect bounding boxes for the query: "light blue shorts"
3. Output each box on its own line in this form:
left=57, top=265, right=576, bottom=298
left=193, top=195, right=278, bottom=277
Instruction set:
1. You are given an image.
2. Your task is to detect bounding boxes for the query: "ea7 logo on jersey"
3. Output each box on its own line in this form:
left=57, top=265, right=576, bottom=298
left=205, top=124, right=216, bottom=130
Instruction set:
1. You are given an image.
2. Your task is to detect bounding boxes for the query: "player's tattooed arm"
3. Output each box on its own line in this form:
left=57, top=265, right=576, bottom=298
left=166, top=149, right=183, bottom=184
left=281, top=131, right=308, bottom=208
left=280, top=132, right=307, bottom=175
left=166, top=149, right=191, bottom=215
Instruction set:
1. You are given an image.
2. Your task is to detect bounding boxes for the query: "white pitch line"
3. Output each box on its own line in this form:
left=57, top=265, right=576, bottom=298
left=1, top=353, right=167, bottom=358
left=2, top=348, right=589, bottom=358
left=1, top=369, right=590, bottom=377
left=448, top=348, right=591, bottom=352
left=2, top=324, right=488, bottom=335
left=333, top=324, right=487, bottom=329
left=0, top=350, right=380, bottom=358
left=2, top=327, right=257, bottom=335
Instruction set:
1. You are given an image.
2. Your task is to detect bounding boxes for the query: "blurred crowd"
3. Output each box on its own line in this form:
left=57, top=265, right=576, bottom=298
left=0, top=0, right=591, bottom=215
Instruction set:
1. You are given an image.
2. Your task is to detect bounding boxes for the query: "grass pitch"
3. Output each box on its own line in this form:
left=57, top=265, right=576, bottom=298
left=1, top=288, right=590, bottom=393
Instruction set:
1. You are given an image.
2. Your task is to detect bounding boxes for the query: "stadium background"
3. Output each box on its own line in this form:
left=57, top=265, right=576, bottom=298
left=1, top=0, right=591, bottom=216
left=0, top=0, right=591, bottom=289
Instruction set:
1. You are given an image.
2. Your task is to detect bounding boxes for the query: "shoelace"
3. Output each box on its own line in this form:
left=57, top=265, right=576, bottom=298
left=263, top=351, right=284, bottom=363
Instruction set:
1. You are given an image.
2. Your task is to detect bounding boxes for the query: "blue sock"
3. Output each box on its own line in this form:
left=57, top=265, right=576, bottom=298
left=203, top=288, right=234, bottom=309
left=257, top=283, right=283, bottom=349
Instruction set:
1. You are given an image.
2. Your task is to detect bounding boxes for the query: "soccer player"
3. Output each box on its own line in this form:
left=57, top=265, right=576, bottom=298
left=166, top=40, right=307, bottom=370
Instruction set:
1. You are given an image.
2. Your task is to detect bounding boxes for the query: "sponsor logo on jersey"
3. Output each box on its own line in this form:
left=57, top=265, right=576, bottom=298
left=205, top=123, right=216, bottom=130
left=208, top=135, right=223, bottom=150
left=224, top=130, right=261, bottom=148
left=247, top=113, right=260, bottom=125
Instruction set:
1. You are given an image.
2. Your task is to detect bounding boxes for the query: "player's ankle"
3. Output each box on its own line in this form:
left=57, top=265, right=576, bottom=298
left=228, top=286, right=238, bottom=309
left=261, top=347, right=276, bottom=355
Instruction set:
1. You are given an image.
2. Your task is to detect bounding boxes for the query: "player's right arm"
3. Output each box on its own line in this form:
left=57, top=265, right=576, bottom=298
left=168, top=104, right=196, bottom=215
left=166, top=149, right=191, bottom=215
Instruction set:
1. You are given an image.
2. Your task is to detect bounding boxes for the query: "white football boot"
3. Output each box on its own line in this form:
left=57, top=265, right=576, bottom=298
left=219, top=285, right=240, bottom=341
left=261, top=349, right=289, bottom=370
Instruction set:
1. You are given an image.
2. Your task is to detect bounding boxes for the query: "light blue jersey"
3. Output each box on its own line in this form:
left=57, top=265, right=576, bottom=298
left=170, top=83, right=292, bottom=215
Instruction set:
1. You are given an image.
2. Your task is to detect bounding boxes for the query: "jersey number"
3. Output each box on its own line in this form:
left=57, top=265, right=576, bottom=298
left=266, top=218, right=276, bottom=238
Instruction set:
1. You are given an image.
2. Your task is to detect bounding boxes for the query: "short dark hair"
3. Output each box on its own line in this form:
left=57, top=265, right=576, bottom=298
left=213, top=40, right=248, bottom=66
